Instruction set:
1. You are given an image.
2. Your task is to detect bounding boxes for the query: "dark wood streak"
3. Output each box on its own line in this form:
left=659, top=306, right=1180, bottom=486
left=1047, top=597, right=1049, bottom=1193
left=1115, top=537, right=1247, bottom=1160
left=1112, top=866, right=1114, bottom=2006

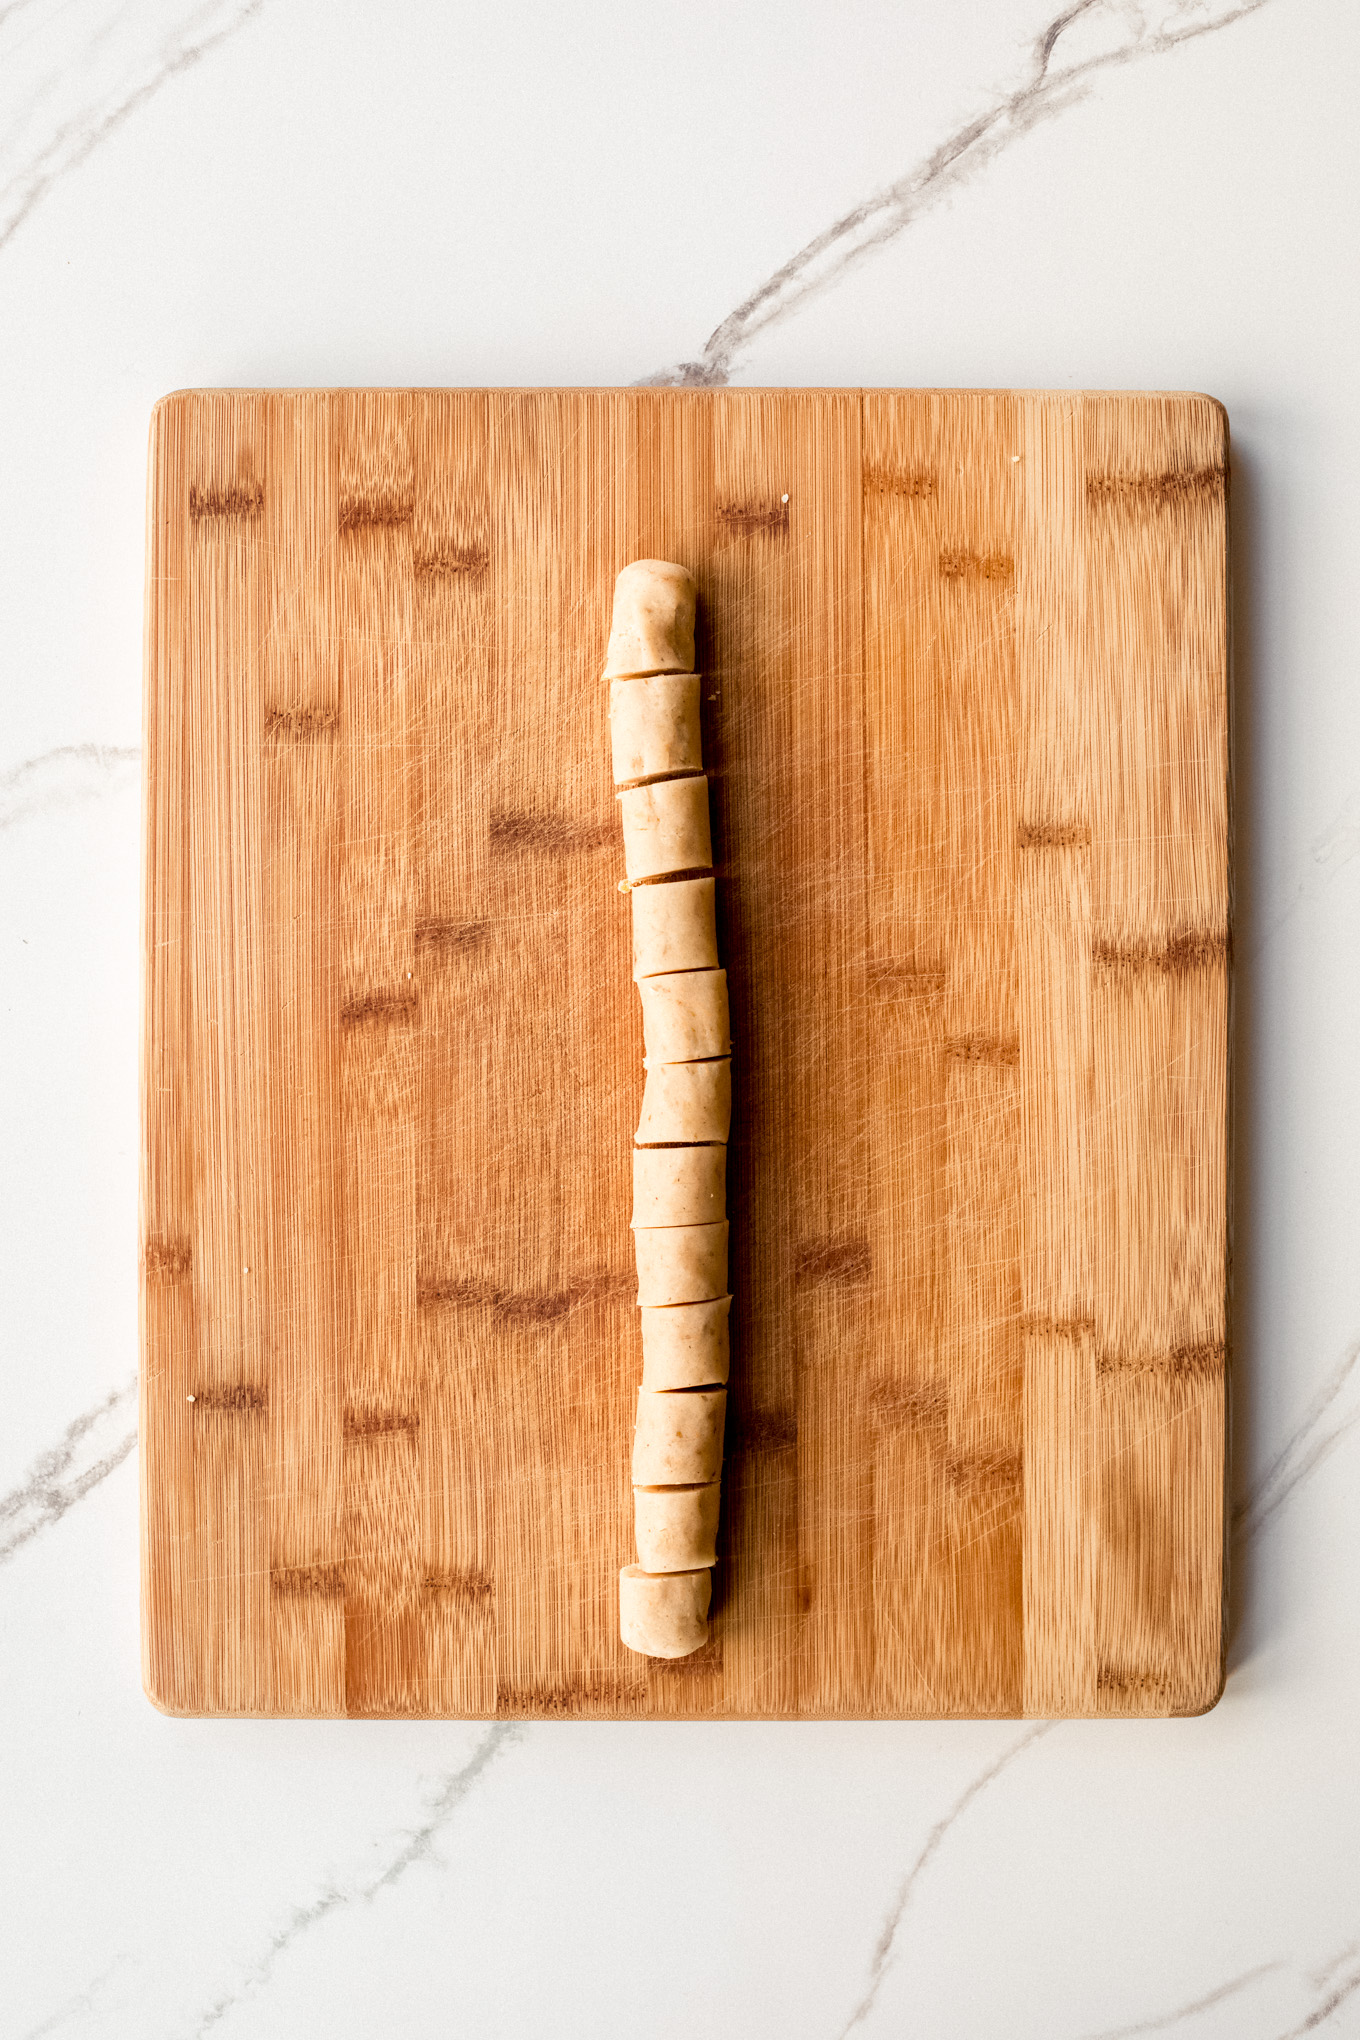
left=414, top=545, right=487, bottom=580
left=648, top=1639, right=722, bottom=1677
left=496, top=1680, right=644, bottom=1717
left=271, top=1562, right=345, bottom=1599
left=1097, top=1340, right=1226, bottom=1379
left=733, top=1407, right=797, bottom=1453
left=947, top=1446, right=1023, bottom=1495
left=717, top=498, right=789, bottom=537
left=1093, top=928, right=1230, bottom=976
left=344, top=1407, right=419, bottom=1440
left=864, top=466, right=935, bottom=499
left=189, top=481, right=263, bottom=520
left=264, top=703, right=338, bottom=740
left=794, top=1234, right=871, bottom=1286
left=870, top=1376, right=949, bottom=1428
left=1087, top=465, right=1225, bottom=509
left=143, top=1236, right=191, bottom=1283
left=939, top=547, right=1013, bottom=582
left=944, top=1032, right=1020, bottom=1068
left=1021, top=1312, right=1096, bottom=1341
left=868, top=959, right=947, bottom=998
left=340, top=987, right=418, bottom=1027
left=489, top=807, right=613, bottom=855
left=338, top=493, right=413, bottom=530
left=192, top=1383, right=267, bottom=1414
left=1018, top=819, right=1090, bottom=849
left=418, top=1272, right=629, bottom=1326
left=422, top=1568, right=494, bottom=1605
left=415, top=917, right=489, bottom=956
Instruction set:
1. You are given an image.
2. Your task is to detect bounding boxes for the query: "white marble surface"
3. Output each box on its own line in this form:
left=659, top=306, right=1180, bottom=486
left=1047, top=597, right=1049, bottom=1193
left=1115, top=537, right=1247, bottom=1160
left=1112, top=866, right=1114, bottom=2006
left=3, top=1, right=1360, bottom=2033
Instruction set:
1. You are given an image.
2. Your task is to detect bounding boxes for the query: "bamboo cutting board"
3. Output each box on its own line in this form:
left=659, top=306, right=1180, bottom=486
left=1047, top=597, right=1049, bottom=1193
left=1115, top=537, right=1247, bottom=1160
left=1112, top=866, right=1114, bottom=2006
left=141, top=387, right=1229, bottom=1720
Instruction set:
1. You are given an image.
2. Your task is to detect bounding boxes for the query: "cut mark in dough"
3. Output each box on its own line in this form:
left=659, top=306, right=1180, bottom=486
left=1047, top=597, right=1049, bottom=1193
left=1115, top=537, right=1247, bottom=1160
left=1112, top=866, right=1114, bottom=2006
left=631, top=876, right=718, bottom=980
left=632, top=1385, right=727, bottom=1486
left=632, top=1144, right=727, bottom=1228
left=610, top=673, right=702, bottom=786
left=635, top=1058, right=732, bottom=1146
left=640, top=1294, right=732, bottom=1389
left=634, top=1221, right=728, bottom=1307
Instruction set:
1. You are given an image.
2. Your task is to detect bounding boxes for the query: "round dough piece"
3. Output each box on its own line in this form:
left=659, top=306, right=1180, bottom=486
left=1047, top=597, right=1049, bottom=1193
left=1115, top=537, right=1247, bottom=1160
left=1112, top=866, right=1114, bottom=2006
left=632, top=1144, right=726, bottom=1228
left=636, top=1059, right=731, bottom=1145
left=619, top=1564, right=711, bottom=1659
left=619, top=776, right=712, bottom=884
left=631, top=877, right=718, bottom=980
left=638, top=969, right=730, bottom=1062
left=604, top=560, right=696, bottom=679
left=610, top=675, right=702, bottom=787
left=640, top=1296, right=731, bottom=1389
left=634, top=1221, right=728, bottom=1306
left=634, top=1484, right=720, bottom=1572
left=632, top=1387, right=726, bottom=1485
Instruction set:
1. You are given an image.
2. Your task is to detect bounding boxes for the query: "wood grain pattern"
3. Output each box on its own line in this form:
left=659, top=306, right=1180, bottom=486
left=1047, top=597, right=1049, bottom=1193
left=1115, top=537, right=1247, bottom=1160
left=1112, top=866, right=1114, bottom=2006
left=141, top=387, right=1229, bottom=1719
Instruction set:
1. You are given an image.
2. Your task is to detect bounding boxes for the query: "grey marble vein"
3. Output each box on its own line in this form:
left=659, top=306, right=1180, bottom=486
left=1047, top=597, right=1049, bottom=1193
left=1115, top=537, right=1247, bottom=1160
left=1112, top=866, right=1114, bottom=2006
left=641, top=0, right=1277, bottom=387
left=838, top=1722, right=1054, bottom=2035
left=0, top=1378, right=137, bottom=1568
left=1234, top=1335, right=1360, bottom=1545
left=20, top=1958, right=128, bottom=2040
left=188, top=1722, right=520, bottom=2036
left=0, top=0, right=264, bottom=254
left=1275, top=1955, right=1360, bottom=2038
left=0, top=742, right=140, bottom=833
left=1082, top=1962, right=1281, bottom=2038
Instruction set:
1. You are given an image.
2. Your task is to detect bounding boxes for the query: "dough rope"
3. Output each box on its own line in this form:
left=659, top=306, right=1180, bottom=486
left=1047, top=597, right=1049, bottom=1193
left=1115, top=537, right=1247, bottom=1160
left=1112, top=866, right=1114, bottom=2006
left=608, top=559, right=730, bottom=1662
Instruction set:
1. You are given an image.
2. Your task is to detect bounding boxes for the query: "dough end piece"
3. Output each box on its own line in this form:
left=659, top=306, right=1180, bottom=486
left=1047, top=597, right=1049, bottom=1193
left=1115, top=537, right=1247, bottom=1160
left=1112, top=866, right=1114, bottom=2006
left=619, top=1564, right=711, bottom=1658
left=604, top=560, right=697, bottom=679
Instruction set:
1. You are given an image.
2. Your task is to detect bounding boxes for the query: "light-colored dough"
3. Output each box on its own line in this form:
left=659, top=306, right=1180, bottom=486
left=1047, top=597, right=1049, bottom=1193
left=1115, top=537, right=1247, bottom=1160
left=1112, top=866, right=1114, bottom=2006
left=610, top=675, right=702, bottom=786
left=640, top=1295, right=731, bottom=1389
left=638, top=968, right=730, bottom=1062
left=634, top=1221, right=728, bottom=1306
left=636, top=1058, right=731, bottom=1145
left=632, top=1386, right=726, bottom=1485
left=632, top=1144, right=726, bottom=1228
left=604, top=560, right=696, bottom=679
left=619, top=1564, right=711, bottom=1659
left=631, top=877, right=718, bottom=980
left=633, top=1484, right=720, bottom=1572
left=619, top=776, right=712, bottom=884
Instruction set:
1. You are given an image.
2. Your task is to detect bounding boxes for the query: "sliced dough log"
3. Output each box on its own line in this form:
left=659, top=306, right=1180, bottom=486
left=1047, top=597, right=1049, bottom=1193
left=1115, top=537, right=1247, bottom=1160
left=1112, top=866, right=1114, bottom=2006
left=632, top=1386, right=726, bottom=1485
left=604, top=560, right=696, bottom=679
left=619, top=776, right=713, bottom=883
left=640, top=1295, right=731, bottom=1389
left=632, top=1144, right=726, bottom=1227
left=619, top=1564, right=711, bottom=1659
left=634, top=1483, right=720, bottom=1571
left=638, top=968, right=730, bottom=1062
left=631, top=877, right=718, bottom=980
left=610, top=675, right=702, bottom=786
left=636, top=1058, right=731, bottom=1145
left=634, top=1221, right=728, bottom=1305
